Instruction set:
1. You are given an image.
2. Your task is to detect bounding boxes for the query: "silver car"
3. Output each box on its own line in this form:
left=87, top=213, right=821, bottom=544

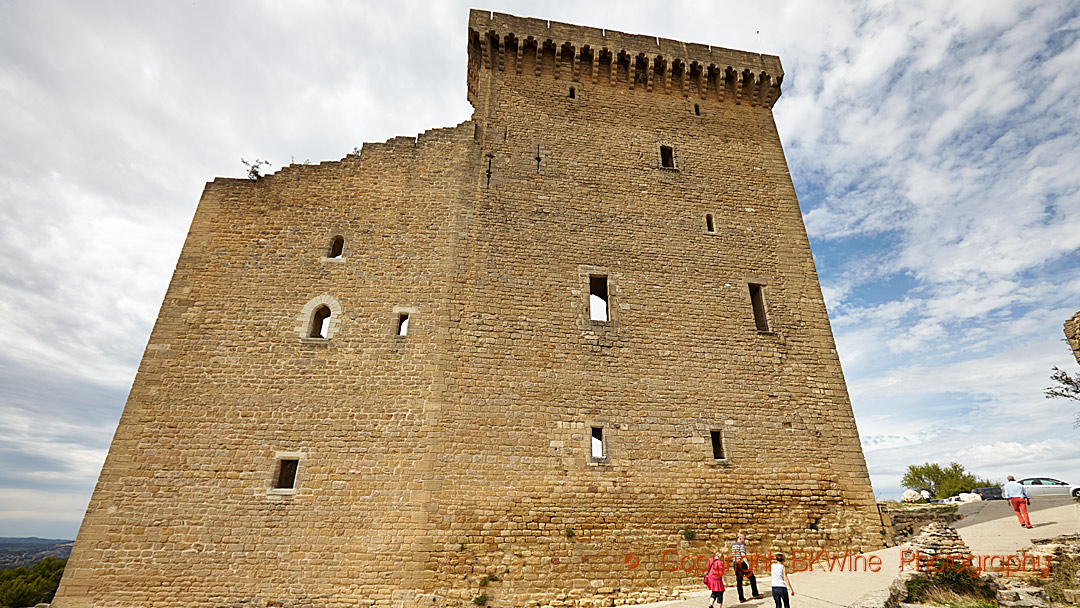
left=1018, top=477, right=1080, bottom=497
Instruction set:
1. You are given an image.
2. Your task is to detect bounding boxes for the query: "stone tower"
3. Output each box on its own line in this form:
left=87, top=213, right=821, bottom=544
left=54, top=10, right=882, bottom=608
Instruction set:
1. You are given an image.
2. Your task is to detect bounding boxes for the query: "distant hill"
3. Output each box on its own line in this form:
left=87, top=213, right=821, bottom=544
left=0, top=538, right=74, bottom=568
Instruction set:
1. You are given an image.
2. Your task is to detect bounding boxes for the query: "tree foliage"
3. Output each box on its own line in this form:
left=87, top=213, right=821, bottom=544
left=0, top=556, right=66, bottom=608
left=901, top=461, right=978, bottom=499
left=1045, top=365, right=1080, bottom=428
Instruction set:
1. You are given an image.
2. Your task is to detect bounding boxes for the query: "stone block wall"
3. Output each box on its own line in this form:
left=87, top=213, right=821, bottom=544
left=1065, top=312, right=1080, bottom=363
left=53, top=10, right=882, bottom=608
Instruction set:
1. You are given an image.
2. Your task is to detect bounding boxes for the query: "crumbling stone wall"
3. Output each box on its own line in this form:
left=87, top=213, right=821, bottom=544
left=903, top=522, right=972, bottom=572
left=883, top=506, right=961, bottom=543
left=54, top=10, right=882, bottom=608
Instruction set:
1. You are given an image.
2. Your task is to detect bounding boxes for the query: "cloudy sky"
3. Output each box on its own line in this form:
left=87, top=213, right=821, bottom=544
left=2, top=1, right=1078, bottom=539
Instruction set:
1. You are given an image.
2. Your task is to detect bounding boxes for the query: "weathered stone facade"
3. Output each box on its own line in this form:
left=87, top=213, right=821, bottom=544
left=1065, top=311, right=1080, bottom=363
left=54, top=10, right=882, bottom=608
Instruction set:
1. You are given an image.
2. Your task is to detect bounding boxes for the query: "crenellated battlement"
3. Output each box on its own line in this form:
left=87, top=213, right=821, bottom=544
left=467, top=9, right=783, bottom=108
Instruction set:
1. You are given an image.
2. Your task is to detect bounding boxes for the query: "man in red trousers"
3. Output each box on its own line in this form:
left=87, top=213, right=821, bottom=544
left=1002, top=475, right=1032, bottom=528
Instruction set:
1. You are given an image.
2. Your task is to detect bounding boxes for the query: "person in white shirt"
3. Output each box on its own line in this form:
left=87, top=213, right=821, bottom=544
left=1001, top=475, right=1033, bottom=528
left=770, top=553, right=794, bottom=608
left=920, top=489, right=930, bottom=502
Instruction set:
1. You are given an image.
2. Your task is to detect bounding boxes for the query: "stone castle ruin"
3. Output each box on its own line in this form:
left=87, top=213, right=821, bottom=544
left=54, top=10, right=882, bottom=608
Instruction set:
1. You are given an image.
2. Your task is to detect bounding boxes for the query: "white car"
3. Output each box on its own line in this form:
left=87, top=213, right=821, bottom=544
left=1018, top=477, right=1080, bottom=497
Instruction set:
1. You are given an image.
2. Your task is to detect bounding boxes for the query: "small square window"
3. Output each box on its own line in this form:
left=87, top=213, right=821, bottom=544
left=276, top=459, right=299, bottom=489
left=748, top=284, right=769, bottom=332
left=328, top=235, right=344, bottom=258
left=710, top=431, right=724, bottom=460
left=660, top=145, right=675, bottom=169
left=589, top=275, right=609, bottom=322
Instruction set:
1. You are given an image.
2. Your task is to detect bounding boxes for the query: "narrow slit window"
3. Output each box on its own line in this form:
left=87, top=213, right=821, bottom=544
left=660, top=145, right=675, bottom=168
left=705, top=214, right=715, bottom=233
left=589, top=275, right=609, bottom=322
left=710, top=431, right=724, bottom=459
left=397, top=313, right=410, bottom=336
left=311, top=305, right=331, bottom=339
left=591, top=427, right=604, bottom=459
left=276, top=458, right=299, bottom=489
left=328, top=235, right=344, bottom=258
left=749, top=283, right=769, bottom=332
left=569, top=86, right=576, bottom=98
left=694, top=103, right=701, bottom=116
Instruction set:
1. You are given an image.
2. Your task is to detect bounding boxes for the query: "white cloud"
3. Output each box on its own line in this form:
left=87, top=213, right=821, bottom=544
left=1, top=0, right=1079, bottom=532
left=951, top=439, right=1080, bottom=473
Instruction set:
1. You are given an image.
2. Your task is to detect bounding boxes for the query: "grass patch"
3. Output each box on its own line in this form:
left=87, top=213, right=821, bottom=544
left=905, top=570, right=994, bottom=604
left=922, top=588, right=997, bottom=608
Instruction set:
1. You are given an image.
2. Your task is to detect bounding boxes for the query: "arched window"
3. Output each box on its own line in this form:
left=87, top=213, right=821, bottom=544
left=328, top=235, right=344, bottom=258
left=310, top=306, right=332, bottom=338
left=296, top=294, right=342, bottom=341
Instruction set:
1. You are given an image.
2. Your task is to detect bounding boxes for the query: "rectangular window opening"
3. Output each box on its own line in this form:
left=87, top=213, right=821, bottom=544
left=569, top=86, right=576, bottom=98
left=591, top=427, right=604, bottom=459
left=589, top=275, right=609, bottom=322
left=276, top=458, right=299, bottom=489
left=660, top=145, right=675, bottom=168
left=710, top=431, right=724, bottom=460
left=705, top=214, right=715, bottom=233
left=397, top=313, right=410, bottom=336
left=749, top=284, right=769, bottom=332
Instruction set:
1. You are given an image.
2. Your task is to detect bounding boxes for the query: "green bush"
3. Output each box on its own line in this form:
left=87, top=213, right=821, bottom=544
left=0, top=556, right=67, bottom=608
left=902, top=462, right=978, bottom=499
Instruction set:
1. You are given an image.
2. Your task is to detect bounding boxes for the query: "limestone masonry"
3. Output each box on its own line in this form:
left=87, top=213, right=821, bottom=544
left=54, top=10, right=882, bottom=608
left=1065, top=311, right=1080, bottom=363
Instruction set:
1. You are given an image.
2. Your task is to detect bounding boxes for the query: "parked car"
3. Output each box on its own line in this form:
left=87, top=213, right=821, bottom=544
left=1018, top=477, right=1080, bottom=497
left=974, top=486, right=1003, bottom=500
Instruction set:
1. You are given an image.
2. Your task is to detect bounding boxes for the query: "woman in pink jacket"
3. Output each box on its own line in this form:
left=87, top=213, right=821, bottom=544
left=705, top=549, right=727, bottom=607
